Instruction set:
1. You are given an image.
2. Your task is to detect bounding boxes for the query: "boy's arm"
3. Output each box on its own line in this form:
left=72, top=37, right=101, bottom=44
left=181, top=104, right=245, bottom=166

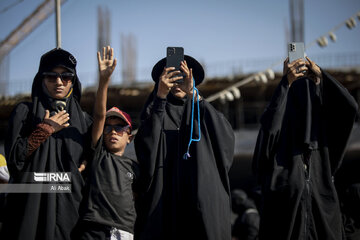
left=92, top=46, right=117, bottom=147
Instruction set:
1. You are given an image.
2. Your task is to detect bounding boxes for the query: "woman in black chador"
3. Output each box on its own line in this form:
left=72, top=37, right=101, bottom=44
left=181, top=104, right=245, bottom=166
left=1, top=48, right=92, bottom=240
left=134, top=56, right=235, bottom=240
left=253, top=57, right=358, bottom=240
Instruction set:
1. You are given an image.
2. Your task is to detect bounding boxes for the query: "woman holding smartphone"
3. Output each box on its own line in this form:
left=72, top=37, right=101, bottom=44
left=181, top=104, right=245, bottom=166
left=134, top=54, right=235, bottom=240
left=253, top=57, right=358, bottom=240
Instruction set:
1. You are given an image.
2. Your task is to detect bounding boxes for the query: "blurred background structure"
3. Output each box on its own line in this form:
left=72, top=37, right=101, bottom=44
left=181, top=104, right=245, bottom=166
left=0, top=0, right=359, bottom=196
left=290, top=0, right=304, bottom=43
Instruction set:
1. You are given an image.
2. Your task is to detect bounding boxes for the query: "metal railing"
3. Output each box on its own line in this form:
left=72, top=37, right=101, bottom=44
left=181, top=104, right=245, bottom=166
left=3, top=52, right=360, bottom=97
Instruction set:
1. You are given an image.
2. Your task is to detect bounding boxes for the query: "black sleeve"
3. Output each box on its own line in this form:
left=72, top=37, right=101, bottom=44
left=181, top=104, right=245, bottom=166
left=82, top=112, right=94, bottom=165
left=203, top=100, right=235, bottom=174
left=252, top=77, right=289, bottom=183
left=259, top=76, right=289, bottom=132
left=5, top=102, right=32, bottom=175
left=134, top=96, right=167, bottom=193
left=321, top=70, right=358, bottom=173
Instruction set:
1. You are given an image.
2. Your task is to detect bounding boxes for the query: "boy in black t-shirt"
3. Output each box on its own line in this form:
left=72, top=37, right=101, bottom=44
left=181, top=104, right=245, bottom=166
left=77, top=46, right=138, bottom=240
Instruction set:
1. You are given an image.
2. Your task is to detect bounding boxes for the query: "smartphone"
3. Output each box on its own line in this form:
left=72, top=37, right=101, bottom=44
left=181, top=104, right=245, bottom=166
left=166, top=47, right=184, bottom=83
left=288, top=42, right=305, bottom=63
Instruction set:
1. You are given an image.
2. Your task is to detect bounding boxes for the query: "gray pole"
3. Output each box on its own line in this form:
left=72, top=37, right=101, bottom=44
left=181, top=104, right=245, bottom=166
left=55, top=0, right=61, bottom=48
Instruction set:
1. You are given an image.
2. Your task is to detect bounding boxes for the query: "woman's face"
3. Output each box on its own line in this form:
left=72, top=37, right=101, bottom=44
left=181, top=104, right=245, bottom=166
left=170, top=83, right=187, bottom=99
left=43, top=67, right=73, bottom=99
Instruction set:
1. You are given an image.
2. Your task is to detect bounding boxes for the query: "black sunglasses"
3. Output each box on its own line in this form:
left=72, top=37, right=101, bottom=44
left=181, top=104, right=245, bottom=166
left=104, top=125, right=130, bottom=135
left=43, top=72, right=74, bottom=83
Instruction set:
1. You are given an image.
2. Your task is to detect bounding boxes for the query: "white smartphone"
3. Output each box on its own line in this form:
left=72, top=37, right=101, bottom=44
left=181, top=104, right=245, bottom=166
left=288, top=42, right=306, bottom=63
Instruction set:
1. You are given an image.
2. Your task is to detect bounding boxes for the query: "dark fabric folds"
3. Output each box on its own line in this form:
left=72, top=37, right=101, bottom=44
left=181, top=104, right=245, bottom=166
left=134, top=90, right=235, bottom=240
left=252, top=71, right=358, bottom=240
left=1, top=50, right=92, bottom=240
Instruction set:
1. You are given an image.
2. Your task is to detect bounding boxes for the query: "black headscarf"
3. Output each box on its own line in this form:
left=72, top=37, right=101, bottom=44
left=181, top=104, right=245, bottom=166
left=31, top=48, right=81, bottom=117
left=140, top=55, right=205, bottom=121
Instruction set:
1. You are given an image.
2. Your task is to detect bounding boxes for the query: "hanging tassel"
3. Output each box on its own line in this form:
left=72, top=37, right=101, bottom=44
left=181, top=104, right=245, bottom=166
left=183, top=77, right=202, bottom=160
left=183, top=152, right=191, bottom=160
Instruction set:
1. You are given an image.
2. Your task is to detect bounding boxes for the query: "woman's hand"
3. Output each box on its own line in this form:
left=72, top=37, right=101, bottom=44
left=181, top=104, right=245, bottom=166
left=283, top=57, right=308, bottom=86
left=305, top=56, right=322, bottom=85
left=43, top=110, right=70, bottom=133
left=157, top=67, right=183, bottom=99
left=180, top=60, right=194, bottom=96
left=78, top=160, right=87, bottom=173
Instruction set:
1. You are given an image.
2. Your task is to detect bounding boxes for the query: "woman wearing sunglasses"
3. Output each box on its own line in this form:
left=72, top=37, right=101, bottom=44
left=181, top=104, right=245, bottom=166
left=1, top=48, right=92, bottom=240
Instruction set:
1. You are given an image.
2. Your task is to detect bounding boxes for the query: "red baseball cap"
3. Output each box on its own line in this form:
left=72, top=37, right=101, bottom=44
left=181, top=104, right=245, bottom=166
left=106, top=107, right=132, bottom=130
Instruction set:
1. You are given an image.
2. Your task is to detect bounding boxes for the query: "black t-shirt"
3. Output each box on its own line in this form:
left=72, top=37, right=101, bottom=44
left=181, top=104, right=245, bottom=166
left=81, top=136, right=139, bottom=234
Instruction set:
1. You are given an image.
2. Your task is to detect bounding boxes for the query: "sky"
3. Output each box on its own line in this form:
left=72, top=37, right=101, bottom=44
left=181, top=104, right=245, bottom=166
left=0, top=0, right=360, bottom=95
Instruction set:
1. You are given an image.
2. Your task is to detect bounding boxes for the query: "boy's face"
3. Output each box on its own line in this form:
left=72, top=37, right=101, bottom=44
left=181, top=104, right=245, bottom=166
left=103, top=117, right=132, bottom=156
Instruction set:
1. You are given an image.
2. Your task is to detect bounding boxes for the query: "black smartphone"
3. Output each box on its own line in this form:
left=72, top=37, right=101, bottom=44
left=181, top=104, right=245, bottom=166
left=166, top=47, right=184, bottom=83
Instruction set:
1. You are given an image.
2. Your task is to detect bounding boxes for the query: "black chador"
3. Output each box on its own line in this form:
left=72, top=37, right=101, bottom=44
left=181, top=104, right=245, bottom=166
left=134, top=56, right=235, bottom=240
left=1, top=49, right=92, bottom=240
left=253, top=71, right=358, bottom=240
